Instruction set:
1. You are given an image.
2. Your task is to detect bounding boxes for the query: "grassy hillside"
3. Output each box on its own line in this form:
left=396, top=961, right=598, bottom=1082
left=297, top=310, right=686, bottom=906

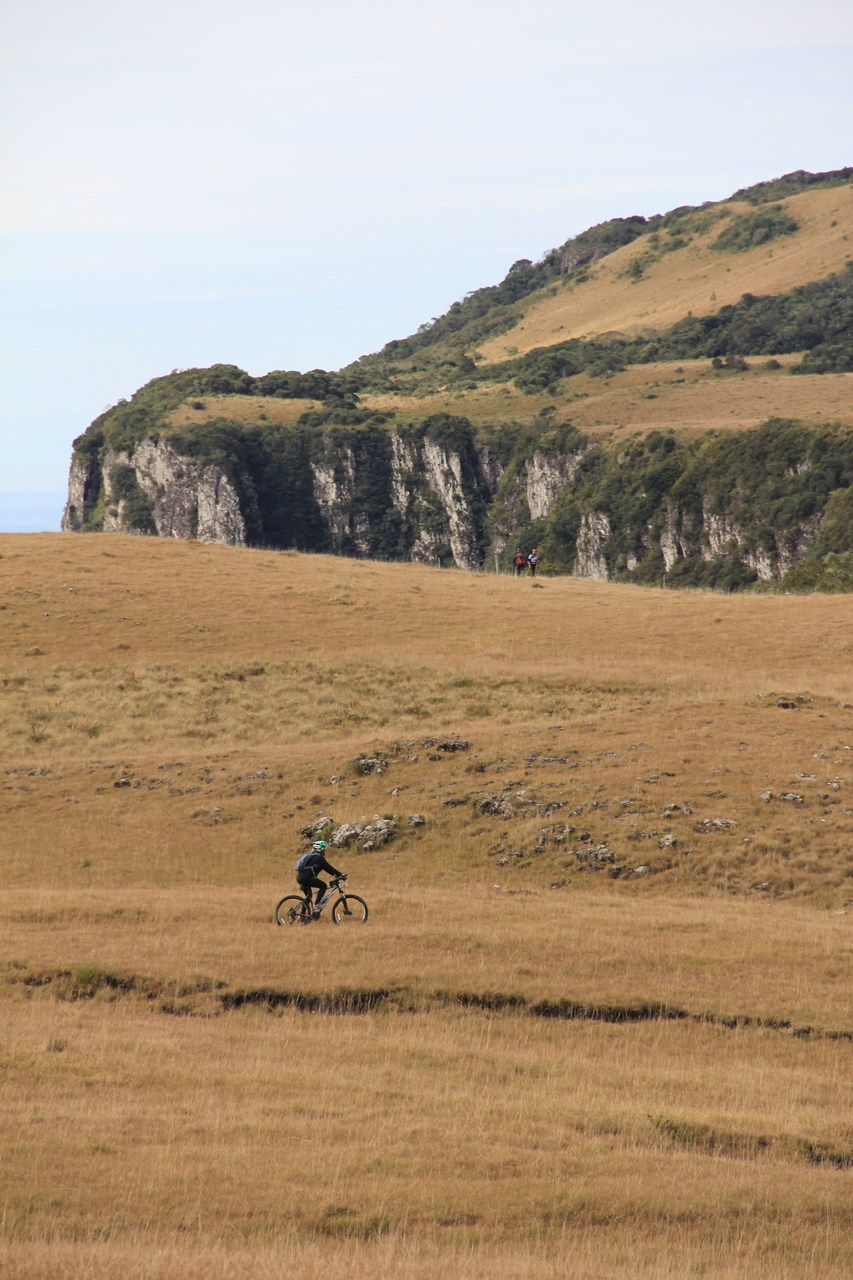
left=2, top=534, right=852, bottom=1276
left=476, top=185, right=853, bottom=362
left=74, top=168, right=853, bottom=469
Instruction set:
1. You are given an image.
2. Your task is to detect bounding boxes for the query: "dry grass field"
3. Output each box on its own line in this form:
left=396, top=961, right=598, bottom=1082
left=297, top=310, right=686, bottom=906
left=2, top=533, right=852, bottom=1278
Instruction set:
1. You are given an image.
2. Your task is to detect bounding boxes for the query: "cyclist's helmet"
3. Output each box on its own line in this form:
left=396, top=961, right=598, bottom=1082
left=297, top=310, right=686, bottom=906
left=313, top=840, right=328, bottom=853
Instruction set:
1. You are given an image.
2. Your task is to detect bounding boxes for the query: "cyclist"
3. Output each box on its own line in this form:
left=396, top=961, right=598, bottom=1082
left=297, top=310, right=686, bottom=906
left=295, top=840, right=346, bottom=918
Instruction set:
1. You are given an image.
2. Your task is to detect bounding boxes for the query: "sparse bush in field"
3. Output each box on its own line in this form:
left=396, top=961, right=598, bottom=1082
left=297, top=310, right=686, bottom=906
left=711, top=354, right=750, bottom=371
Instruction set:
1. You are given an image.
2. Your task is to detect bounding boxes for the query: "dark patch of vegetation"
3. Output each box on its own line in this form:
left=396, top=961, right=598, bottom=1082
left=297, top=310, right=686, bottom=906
left=220, top=987, right=391, bottom=1013
left=649, top=1114, right=853, bottom=1168
left=792, top=338, right=853, bottom=375
left=326, top=423, right=403, bottom=560
left=731, top=166, right=853, bottom=205
left=712, top=205, right=799, bottom=253
left=243, top=423, right=328, bottom=552
left=108, top=463, right=155, bottom=534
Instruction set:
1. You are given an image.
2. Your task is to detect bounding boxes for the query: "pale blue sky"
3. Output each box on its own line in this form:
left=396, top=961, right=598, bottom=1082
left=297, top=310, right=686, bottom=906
left=1, top=0, right=851, bottom=529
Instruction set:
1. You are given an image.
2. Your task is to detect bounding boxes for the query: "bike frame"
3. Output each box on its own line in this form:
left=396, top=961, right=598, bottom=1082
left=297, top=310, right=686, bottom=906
left=304, top=876, right=347, bottom=917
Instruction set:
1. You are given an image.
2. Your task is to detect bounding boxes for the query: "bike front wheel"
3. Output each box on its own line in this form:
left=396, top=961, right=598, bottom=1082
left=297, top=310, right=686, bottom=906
left=275, top=895, right=312, bottom=926
left=332, top=894, right=368, bottom=925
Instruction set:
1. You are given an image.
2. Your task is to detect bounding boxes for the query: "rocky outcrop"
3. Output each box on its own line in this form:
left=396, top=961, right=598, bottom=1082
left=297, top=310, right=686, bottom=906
left=62, top=454, right=101, bottom=533
left=62, top=420, right=842, bottom=585
left=62, top=439, right=247, bottom=544
left=311, top=441, right=370, bottom=556
left=700, top=503, right=822, bottom=580
left=575, top=512, right=611, bottom=579
left=526, top=449, right=585, bottom=521
left=418, top=436, right=483, bottom=570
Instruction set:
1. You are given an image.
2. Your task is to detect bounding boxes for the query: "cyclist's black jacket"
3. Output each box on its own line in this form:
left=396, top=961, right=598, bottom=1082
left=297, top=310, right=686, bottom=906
left=296, top=851, right=343, bottom=879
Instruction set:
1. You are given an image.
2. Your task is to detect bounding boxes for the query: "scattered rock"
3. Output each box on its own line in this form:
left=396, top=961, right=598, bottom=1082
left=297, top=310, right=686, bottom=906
left=695, top=817, right=738, bottom=830
left=633, top=865, right=651, bottom=876
left=352, top=756, right=388, bottom=776
left=662, top=803, right=692, bottom=816
left=327, top=815, right=398, bottom=851
left=299, top=815, right=334, bottom=838
left=658, top=833, right=678, bottom=849
left=537, top=823, right=575, bottom=847
left=406, top=813, right=426, bottom=827
left=191, top=807, right=232, bottom=826
left=420, top=736, right=469, bottom=752
left=477, top=792, right=516, bottom=817
left=760, top=791, right=773, bottom=803
left=776, top=698, right=798, bottom=710
left=752, top=881, right=771, bottom=892
left=328, top=822, right=361, bottom=847
left=525, top=752, right=574, bottom=766
left=575, top=843, right=616, bottom=868
left=359, top=817, right=396, bottom=851
left=779, top=792, right=804, bottom=804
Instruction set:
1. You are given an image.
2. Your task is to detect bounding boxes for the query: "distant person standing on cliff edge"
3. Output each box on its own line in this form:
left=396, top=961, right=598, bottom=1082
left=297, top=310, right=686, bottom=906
left=527, top=548, right=539, bottom=576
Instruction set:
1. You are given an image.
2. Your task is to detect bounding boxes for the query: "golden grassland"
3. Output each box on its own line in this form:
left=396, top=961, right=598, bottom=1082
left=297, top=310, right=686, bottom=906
left=477, top=185, right=853, bottom=362
left=167, top=395, right=322, bottom=431
left=2, top=534, right=853, bottom=1278
left=160, top=356, right=853, bottom=447
left=361, top=359, right=853, bottom=441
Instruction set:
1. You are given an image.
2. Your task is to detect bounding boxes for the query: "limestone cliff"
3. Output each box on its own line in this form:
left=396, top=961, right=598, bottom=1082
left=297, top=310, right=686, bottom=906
left=63, top=416, right=853, bottom=589
left=63, top=439, right=247, bottom=544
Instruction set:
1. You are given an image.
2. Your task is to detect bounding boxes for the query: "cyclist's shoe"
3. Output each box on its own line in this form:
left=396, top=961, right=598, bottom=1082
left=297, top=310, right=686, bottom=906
left=312, top=909, right=321, bottom=919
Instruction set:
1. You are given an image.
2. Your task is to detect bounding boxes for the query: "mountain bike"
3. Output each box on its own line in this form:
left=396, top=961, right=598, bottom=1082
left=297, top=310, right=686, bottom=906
left=275, top=876, right=368, bottom=926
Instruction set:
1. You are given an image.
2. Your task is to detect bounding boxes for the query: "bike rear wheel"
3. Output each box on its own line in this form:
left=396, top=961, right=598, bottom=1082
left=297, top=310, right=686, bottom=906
left=275, top=895, right=312, bottom=925
left=332, top=894, right=368, bottom=924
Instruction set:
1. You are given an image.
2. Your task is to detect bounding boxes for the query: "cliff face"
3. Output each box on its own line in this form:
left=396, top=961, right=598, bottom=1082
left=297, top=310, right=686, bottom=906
left=63, top=418, right=851, bottom=588
left=63, top=440, right=247, bottom=544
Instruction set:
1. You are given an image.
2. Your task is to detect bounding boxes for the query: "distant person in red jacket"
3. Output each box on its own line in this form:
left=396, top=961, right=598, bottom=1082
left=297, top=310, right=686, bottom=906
left=513, top=550, right=527, bottom=576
